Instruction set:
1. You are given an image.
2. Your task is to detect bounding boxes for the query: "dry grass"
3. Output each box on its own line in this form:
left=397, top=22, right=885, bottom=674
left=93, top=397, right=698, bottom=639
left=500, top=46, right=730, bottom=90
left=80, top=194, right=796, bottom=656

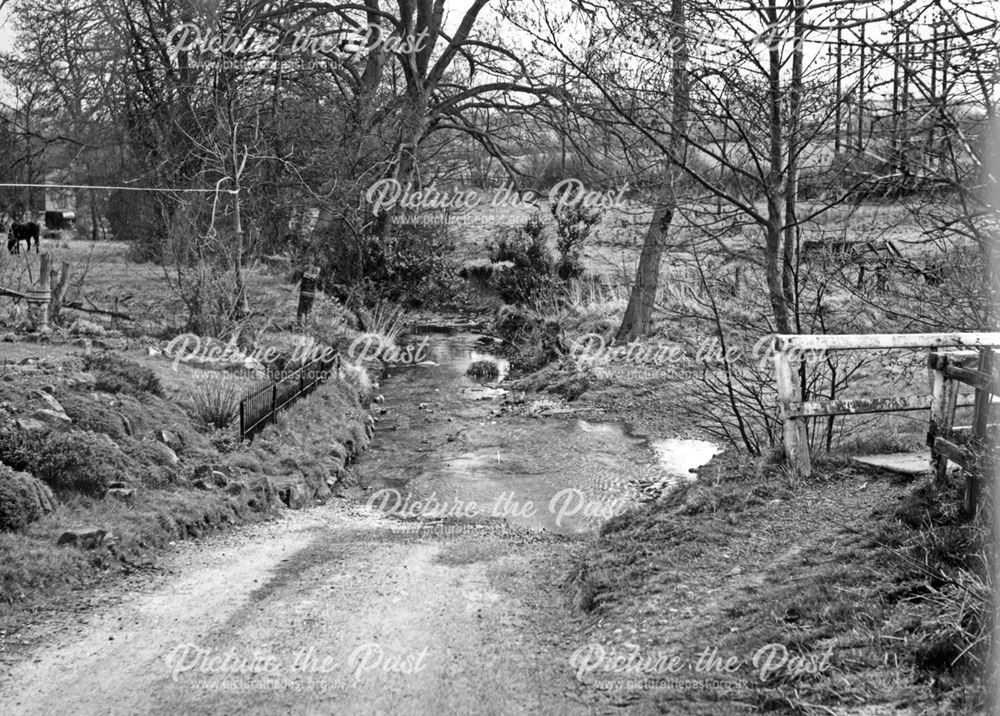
left=365, top=299, right=409, bottom=344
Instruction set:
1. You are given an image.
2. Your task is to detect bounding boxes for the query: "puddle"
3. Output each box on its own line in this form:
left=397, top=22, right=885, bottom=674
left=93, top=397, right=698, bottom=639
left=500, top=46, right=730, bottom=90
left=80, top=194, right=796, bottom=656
left=648, top=439, right=722, bottom=495
left=353, top=327, right=717, bottom=534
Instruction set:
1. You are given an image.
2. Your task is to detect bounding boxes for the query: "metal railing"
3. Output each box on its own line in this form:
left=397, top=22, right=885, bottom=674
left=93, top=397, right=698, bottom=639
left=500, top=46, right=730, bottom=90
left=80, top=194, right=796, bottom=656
left=238, top=352, right=341, bottom=441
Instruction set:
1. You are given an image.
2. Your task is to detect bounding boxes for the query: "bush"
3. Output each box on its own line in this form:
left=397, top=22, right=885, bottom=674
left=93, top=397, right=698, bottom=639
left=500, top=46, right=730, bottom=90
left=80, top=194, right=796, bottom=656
left=84, top=353, right=163, bottom=397
left=0, top=466, right=55, bottom=531
left=487, top=214, right=557, bottom=304
left=316, top=221, right=458, bottom=306
left=550, top=203, right=602, bottom=281
left=55, top=392, right=129, bottom=438
left=0, top=429, right=130, bottom=497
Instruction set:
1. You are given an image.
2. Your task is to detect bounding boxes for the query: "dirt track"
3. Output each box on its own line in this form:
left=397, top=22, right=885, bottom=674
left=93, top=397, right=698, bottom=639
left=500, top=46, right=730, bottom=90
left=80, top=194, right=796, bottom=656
left=0, top=502, right=605, bottom=715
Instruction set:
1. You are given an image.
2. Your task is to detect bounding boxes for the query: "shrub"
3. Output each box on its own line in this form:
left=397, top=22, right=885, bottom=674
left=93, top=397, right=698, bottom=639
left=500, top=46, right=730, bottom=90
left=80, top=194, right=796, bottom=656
left=0, top=466, right=55, bottom=531
left=84, top=353, right=163, bottom=397
left=487, top=214, right=557, bottom=304
left=318, top=221, right=458, bottom=306
left=55, top=392, right=129, bottom=438
left=0, top=429, right=129, bottom=497
left=550, top=203, right=602, bottom=281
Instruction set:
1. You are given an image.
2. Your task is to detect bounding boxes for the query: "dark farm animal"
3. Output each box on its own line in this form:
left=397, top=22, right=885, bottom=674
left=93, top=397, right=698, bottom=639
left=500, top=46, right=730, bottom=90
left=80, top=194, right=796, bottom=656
left=10, top=220, right=40, bottom=253
left=3, top=215, right=40, bottom=254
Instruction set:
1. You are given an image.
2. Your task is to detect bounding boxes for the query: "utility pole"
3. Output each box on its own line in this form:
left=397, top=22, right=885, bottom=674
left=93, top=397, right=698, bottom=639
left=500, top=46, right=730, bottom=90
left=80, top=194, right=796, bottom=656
left=901, top=26, right=911, bottom=171
left=857, top=18, right=866, bottom=154
left=927, top=13, right=940, bottom=165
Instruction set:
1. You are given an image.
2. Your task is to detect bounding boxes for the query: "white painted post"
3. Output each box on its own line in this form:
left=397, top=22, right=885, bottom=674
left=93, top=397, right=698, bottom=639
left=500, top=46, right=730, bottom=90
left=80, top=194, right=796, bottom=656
left=774, top=341, right=812, bottom=478
left=929, top=349, right=946, bottom=479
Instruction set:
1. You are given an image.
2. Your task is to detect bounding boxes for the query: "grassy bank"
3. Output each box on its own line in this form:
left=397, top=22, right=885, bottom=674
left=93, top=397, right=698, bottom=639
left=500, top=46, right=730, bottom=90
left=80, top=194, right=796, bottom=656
left=561, top=451, right=994, bottom=714
left=0, top=345, right=375, bottom=632
left=0, top=240, right=386, bottom=644
left=470, top=204, right=994, bottom=713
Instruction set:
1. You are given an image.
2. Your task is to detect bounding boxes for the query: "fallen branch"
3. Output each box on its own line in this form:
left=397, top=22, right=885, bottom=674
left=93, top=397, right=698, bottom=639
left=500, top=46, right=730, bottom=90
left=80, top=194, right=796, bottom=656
left=2, top=284, right=132, bottom=320
left=61, top=301, right=133, bottom=321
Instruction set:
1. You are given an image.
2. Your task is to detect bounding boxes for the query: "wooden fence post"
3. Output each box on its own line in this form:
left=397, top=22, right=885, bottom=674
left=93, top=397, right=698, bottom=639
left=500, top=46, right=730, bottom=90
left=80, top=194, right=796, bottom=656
left=26, top=253, right=52, bottom=333
left=297, top=265, right=320, bottom=324
left=964, top=348, right=992, bottom=517
left=49, top=260, right=70, bottom=325
left=930, top=353, right=961, bottom=484
left=929, top=350, right=948, bottom=482
left=774, top=339, right=812, bottom=478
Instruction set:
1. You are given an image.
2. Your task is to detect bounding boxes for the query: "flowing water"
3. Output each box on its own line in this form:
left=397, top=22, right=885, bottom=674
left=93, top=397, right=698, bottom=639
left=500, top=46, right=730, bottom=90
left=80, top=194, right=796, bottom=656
left=351, top=325, right=718, bottom=534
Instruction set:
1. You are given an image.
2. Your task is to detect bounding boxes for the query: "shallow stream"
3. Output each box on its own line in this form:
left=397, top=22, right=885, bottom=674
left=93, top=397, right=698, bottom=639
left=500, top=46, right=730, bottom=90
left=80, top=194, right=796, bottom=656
left=351, top=324, right=718, bottom=534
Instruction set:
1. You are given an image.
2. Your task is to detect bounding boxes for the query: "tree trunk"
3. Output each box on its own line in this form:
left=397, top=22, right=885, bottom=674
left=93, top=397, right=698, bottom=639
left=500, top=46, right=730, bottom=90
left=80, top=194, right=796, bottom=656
left=615, top=0, right=688, bottom=342
left=617, top=206, right=674, bottom=341
left=376, top=98, right=428, bottom=240
left=766, top=0, right=792, bottom=335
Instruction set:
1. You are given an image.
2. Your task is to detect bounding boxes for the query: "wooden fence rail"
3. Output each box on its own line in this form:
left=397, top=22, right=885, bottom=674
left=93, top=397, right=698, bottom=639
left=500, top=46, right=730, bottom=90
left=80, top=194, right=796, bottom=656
left=238, top=352, right=341, bottom=442
left=773, top=333, right=1000, bottom=516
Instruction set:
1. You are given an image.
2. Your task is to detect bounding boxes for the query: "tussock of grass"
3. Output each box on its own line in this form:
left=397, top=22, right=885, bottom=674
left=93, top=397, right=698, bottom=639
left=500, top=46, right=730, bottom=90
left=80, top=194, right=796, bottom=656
left=189, top=375, right=242, bottom=429
left=365, top=300, right=409, bottom=344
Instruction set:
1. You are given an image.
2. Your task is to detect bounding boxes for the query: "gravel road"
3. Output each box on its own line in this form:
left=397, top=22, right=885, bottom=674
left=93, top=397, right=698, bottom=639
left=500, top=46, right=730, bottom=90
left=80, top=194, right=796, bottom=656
left=0, top=502, right=604, bottom=715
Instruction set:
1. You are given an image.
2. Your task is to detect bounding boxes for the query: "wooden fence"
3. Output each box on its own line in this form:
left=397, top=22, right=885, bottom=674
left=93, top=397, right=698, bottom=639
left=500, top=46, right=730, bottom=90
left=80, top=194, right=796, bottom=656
left=773, top=332, right=1000, bottom=514
left=238, top=352, right=341, bottom=441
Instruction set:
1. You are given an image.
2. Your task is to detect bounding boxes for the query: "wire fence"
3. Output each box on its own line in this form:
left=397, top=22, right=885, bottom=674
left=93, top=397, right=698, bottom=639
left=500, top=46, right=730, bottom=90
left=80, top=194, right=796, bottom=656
left=238, top=352, right=341, bottom=441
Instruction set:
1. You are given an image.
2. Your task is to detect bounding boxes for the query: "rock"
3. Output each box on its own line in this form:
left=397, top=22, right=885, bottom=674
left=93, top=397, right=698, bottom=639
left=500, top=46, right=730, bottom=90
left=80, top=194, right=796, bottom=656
left=57, top=528, right=110, bottom=549
left=193, top=464, right=228, bottom=487
left=32, top=390, right=65, bottom=414
left=278, top=483, right=309, bottom=510
left=246, top=476, right=276, bottom=511
left=192, top=479, right=213, bottom=491
left=154, top=429, right=182, bottom=450
left=107, top=481, right=129, bottom=490
left=107, top=487, right=135, bottom=505
left=145, top=441, right=179, bottom=466
left=32, top=408, right=71, bottom=428
left=15, top=418, right=46, bottom=431
left=225, top=452, right=262, bottom=473
left=226, top=481, right=245, bottom=497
